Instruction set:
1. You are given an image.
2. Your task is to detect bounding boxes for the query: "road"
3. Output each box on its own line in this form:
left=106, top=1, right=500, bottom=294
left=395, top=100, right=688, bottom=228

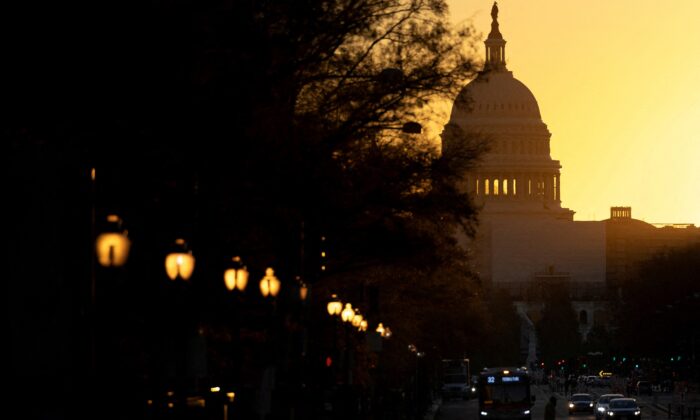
left=434, top=384, right=649, bottom=420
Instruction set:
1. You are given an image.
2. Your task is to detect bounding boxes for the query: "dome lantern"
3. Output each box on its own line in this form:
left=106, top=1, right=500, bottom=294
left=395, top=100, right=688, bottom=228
left=485, top=2, right=507, bottom=72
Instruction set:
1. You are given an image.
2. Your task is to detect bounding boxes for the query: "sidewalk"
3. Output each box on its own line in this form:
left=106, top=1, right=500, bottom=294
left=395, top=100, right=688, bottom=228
left=423, top=397, right=442, bottom=420
left=636, top=392, right=700, bottom=418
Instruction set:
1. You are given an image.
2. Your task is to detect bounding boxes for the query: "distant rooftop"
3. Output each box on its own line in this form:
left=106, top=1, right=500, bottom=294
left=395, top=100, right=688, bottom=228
left=610, top=207, right=696, bottom=228
left=651, top=223, right=697, bottom=229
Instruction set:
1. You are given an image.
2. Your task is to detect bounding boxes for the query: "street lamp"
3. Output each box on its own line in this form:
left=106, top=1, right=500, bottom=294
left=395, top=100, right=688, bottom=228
left=165, top=238, right=195, bottom=281
left=224, top=256, right=249, bottom=292
left=296, top=276, right=309, bottom=301
left=383, top=327, right=392, bottom=339
left=341, top=303, right=355, bottom=323
left=376, top=322, right=392, bottom=338
left=95, top=214, right=131, bottom=267
left=259, top=267, right=281, bottom=298
left=352, top=311, right=364, bottom=329
left=327, top=294, right=343, bottom=316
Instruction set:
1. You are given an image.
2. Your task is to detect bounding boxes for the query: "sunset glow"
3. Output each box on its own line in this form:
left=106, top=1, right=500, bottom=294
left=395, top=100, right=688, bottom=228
left=446, top=0, right=700, bottom=225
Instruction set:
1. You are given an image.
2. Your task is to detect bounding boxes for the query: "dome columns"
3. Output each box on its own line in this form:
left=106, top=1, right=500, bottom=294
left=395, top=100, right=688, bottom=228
left=467, top=170, right=560, bottom=203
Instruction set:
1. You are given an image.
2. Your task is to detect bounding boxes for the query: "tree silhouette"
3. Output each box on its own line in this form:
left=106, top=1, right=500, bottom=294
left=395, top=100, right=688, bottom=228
left=10, top=1, right=488, bottom=418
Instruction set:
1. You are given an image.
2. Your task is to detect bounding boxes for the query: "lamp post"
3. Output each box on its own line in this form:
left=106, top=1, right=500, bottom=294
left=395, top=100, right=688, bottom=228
left=89, top=213, right=132, bottom=399
left=89, top=166, right=133, bottom=378
left=164, top=238, right=196, bottom=408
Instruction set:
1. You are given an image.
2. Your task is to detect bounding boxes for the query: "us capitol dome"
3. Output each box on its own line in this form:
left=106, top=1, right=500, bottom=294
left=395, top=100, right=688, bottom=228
left=445, top=1, right=573, bottom=220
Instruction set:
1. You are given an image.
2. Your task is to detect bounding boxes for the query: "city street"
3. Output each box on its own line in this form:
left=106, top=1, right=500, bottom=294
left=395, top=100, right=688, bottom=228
left=435, top=386, right=592, bottom=420
left=433, top=384, right=689, bottom=420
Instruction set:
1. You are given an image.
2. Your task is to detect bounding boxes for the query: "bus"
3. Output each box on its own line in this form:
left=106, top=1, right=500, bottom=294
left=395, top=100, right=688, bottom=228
left=477, top=367, right=534, bottom=419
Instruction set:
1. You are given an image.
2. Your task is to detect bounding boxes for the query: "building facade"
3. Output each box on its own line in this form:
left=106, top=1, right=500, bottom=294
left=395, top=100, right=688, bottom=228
left=444, top=2, right=700, bottom=363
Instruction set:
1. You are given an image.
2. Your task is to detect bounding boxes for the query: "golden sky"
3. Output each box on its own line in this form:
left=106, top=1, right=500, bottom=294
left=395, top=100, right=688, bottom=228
left=445, top=0, right=700, bottom=224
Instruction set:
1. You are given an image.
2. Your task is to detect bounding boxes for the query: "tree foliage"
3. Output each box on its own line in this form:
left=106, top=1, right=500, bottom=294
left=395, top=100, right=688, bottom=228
left=10, top=1, right=489, bottom=416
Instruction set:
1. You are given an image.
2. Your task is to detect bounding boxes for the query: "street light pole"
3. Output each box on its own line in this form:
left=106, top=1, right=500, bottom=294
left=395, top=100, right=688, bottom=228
left=89, top=167, right=97, bottom=377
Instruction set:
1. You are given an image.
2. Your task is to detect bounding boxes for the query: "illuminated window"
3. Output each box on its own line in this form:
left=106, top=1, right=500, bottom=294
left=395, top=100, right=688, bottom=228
left=528, top=179, right=532, bottom=196
left=503, top=179, right=508, bottom=195
left=512, top=179, right=517, bottom=196
left=494, top=179, right=499, bottom=195
left=485, top=179, right=490, bottom=196
left=476, top=179, right=480, bottom=195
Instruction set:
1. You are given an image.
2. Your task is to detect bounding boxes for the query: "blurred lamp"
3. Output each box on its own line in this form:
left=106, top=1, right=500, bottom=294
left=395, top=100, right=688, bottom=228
left=95, top=214, right=131, bottom=267
left=224, top=256, right=249, bottom=291
left=259, top=267, right=281, bottom=297
left=299, top=281, right=309, bottom=301
left=352, top=312, right=363, bottom=328
left=341, top=303, right=355, bottom=323
left=327, top=294, right=342, bottom=316
left=165, top=238, right=195, bottom=281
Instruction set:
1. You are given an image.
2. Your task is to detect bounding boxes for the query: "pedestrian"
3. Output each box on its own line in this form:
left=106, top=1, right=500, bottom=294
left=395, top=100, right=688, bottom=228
left=545, top=396, right=556, bottom=420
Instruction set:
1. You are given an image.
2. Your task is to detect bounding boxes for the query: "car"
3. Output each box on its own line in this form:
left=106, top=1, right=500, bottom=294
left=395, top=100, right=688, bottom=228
left=441, top=373, right=470, bottom=400
left=604, top=397, right=641, bottom=419
left=595, top=393, right=625, bottom=419
left=568, top=393, right=595, bottom=415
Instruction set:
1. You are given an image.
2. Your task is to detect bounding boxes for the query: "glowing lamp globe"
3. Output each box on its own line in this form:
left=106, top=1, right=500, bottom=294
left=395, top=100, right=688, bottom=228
left=165, top=238, right=195, bottom=281
left=224, top=256, right=249, bottom=291
left=259, top=267, right=281, bottom=297
left=341, top=303, right=355, bottom=323
left=95, top=214, right=131, bottom=267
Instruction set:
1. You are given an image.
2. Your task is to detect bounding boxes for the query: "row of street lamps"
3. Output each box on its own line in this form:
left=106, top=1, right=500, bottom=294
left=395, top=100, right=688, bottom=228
left=95, top=211, right=395, bottom=342
left=326, top=293, right=392, bottom=338
left=94, top=213, right=286, bottom=298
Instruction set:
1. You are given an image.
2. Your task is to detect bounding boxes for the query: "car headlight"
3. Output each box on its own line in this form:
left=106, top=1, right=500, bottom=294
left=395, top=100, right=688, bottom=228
left=634, top=411, right=640, bottom=416
left=480, top=411, right=488, bottom=416
left=569, top=403, right=575, bottom=408
left=590, top=403, right=594, bottom=407
left=607, top=411, right=614, bottom=416
left=471, top=387, right=477, bottom=393
left=598, top=407, right=606, bottom=412
left=523, top=410, right=530, bottom=415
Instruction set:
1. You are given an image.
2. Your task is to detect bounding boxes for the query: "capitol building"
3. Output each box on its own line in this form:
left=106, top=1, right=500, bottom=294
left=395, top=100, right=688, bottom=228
left=444, top=2, right=700, bottom=363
